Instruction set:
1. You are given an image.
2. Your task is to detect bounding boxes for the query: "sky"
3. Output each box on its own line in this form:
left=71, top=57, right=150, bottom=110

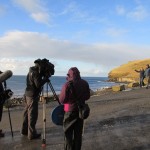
left=0, top=0, right=150, bottom=77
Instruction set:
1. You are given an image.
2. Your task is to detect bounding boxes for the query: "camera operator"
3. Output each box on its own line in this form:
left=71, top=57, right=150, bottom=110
left=21, top=59, right=54, bottom=140
left=0, top=75, right=5, bottom=138
left=0, top=71, right=13, bottom=138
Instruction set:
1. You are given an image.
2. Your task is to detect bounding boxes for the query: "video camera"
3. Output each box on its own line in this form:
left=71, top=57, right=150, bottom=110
left=34, top=58, right=55, bottom=78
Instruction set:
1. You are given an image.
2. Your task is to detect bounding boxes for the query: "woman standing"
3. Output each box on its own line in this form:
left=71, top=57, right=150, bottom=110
left=59, top=67, right=90, bottom=150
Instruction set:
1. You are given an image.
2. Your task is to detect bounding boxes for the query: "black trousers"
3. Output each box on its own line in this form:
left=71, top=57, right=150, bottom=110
left=145, top=76, right=150, bottom=88
left=0, top=105, right=3, bottom=122
left=21, top=96, right=39, bottom=138
left=139, top=77, right=144, bottom=87
left=64, top=112, right=84, bottom=150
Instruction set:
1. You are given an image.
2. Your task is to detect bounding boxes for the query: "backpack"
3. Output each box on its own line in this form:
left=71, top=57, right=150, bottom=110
left=67, top=81, right=90, bottom=120
left=78, top=103, right=90, bottom=119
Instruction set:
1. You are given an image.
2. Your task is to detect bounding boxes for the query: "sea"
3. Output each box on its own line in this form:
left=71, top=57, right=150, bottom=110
left=5, top=76, right=117, bottom=97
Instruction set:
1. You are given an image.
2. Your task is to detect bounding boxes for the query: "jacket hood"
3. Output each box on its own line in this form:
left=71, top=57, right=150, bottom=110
left=66, top=67, right=81, bottom=81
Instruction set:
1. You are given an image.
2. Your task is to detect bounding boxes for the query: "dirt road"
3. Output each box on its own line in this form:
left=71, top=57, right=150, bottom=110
left=0, top=87, right=150, bottom=150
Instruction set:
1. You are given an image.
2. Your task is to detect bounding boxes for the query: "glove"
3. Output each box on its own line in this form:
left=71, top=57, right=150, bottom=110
left=0, top=89, right=13, bottom=104
left=43, top=77, right=50, bottom=83
left=46, top=78, right=50, bottom=83
left=4, top=89, right=13, bottom=99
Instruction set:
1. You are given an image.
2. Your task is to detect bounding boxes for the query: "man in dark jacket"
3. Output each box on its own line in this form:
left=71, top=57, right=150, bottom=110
left=59, top=67, right=90, bottom=150
left=0, top=71, right=12, bottom=137
left=135, top=68, right=145, bottom=87
left=21, top=59, right=50, bottom=140
left=144, top=64, right=150, bottom=89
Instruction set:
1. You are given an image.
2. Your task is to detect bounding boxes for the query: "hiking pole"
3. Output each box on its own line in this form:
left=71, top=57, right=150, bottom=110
left=4, top=81, right=13, bottom=138
left=7, top=105, right=13, bottom=138
left=41, top=84, right=47, bottom=148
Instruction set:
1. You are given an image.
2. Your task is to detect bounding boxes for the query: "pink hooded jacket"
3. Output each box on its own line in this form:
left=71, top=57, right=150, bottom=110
left=59, top=67, right=90, bottom=112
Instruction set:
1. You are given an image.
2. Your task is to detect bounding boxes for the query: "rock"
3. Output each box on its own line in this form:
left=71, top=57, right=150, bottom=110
left=112, top=85, right=125, bottom=92
left=128, top=82, right=139, bottom=88
left=90, top=89, right=95, bottom=96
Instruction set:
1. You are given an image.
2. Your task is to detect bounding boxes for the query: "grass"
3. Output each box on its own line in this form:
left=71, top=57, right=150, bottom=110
left=108, top=58, right=150, bottom=82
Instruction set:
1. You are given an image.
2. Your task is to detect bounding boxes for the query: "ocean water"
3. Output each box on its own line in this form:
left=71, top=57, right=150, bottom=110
left=5, top=75, right=117, bottom=97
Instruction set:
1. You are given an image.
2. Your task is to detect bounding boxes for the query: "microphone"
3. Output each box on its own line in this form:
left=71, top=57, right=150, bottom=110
left=0, top=70, right=13, bottom=83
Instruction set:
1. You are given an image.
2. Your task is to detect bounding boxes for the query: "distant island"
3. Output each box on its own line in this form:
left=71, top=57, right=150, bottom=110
left=108, top=58, right=150, bottom=82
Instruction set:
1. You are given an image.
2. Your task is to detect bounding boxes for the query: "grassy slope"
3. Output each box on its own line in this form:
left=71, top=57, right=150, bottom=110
left=108, top=58, right=150, bottom=81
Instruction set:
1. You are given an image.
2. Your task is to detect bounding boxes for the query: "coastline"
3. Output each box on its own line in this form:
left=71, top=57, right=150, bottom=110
left=4, top=78, right=137, bottom=111
left=4, top=86, right=114, bottom=109
left=6, top=76, right=116, bottom=98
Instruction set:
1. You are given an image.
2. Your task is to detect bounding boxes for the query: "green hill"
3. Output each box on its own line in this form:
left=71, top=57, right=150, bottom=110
left=108, top=58, right=150, bottom=82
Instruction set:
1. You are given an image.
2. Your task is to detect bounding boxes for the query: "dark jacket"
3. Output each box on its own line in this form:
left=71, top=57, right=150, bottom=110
left=135, top=69, right=145, bottom=78
left=59, top=67, right=90, bottom=112
left=0, top=82, right=5, bottom=104
left=25, top=66, right=47, bottom=97
left=144, top=67, right=150, bottom=77
left=0, top=82, right=4, bottom=121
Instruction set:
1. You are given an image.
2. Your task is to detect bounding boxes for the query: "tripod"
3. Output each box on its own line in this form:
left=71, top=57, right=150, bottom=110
left=41, top=80, right=60, bottom=147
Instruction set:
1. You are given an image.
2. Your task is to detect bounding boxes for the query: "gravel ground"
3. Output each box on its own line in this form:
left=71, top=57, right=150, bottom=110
left=0, top=87, right=150, bottom=150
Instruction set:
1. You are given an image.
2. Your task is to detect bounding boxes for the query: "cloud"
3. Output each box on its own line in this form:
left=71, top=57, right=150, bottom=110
left=12, top=0, right=51, bottom=25
left=116, top=5, right=126, bottom=15
left=105, top=27, right=128, bottom=37
left=31, top=12, right=50, bottom=24
left=127, top=5, right=148, bottom=21
left=116, top=3, right=149, bottom=21
left=59, top=1, right=103, bottom=24
left=0, top=58, right=33, bottom=75
left=60, top=2, right=88, bottom=21
left=1, top=30, right=150, bottom=75
left=0, top=5, right=7, bottom=16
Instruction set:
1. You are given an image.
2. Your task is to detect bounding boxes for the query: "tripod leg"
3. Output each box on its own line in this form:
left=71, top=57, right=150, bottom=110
left=42, top=83, right=49, bottom=147
left=48, top=82, right=60, bottom=104
left=42, top=98, right=46, bottom=147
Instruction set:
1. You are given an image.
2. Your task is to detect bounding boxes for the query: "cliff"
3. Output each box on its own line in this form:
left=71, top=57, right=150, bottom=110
left=108, top=58, right=150, bottom=82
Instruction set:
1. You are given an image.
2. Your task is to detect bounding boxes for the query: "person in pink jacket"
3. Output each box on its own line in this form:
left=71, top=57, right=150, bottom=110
left=59, top=67, right=90, bottom=150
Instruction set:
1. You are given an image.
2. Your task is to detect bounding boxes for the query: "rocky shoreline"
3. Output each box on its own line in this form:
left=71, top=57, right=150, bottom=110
left=4, top=87, right=113, bottom=109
